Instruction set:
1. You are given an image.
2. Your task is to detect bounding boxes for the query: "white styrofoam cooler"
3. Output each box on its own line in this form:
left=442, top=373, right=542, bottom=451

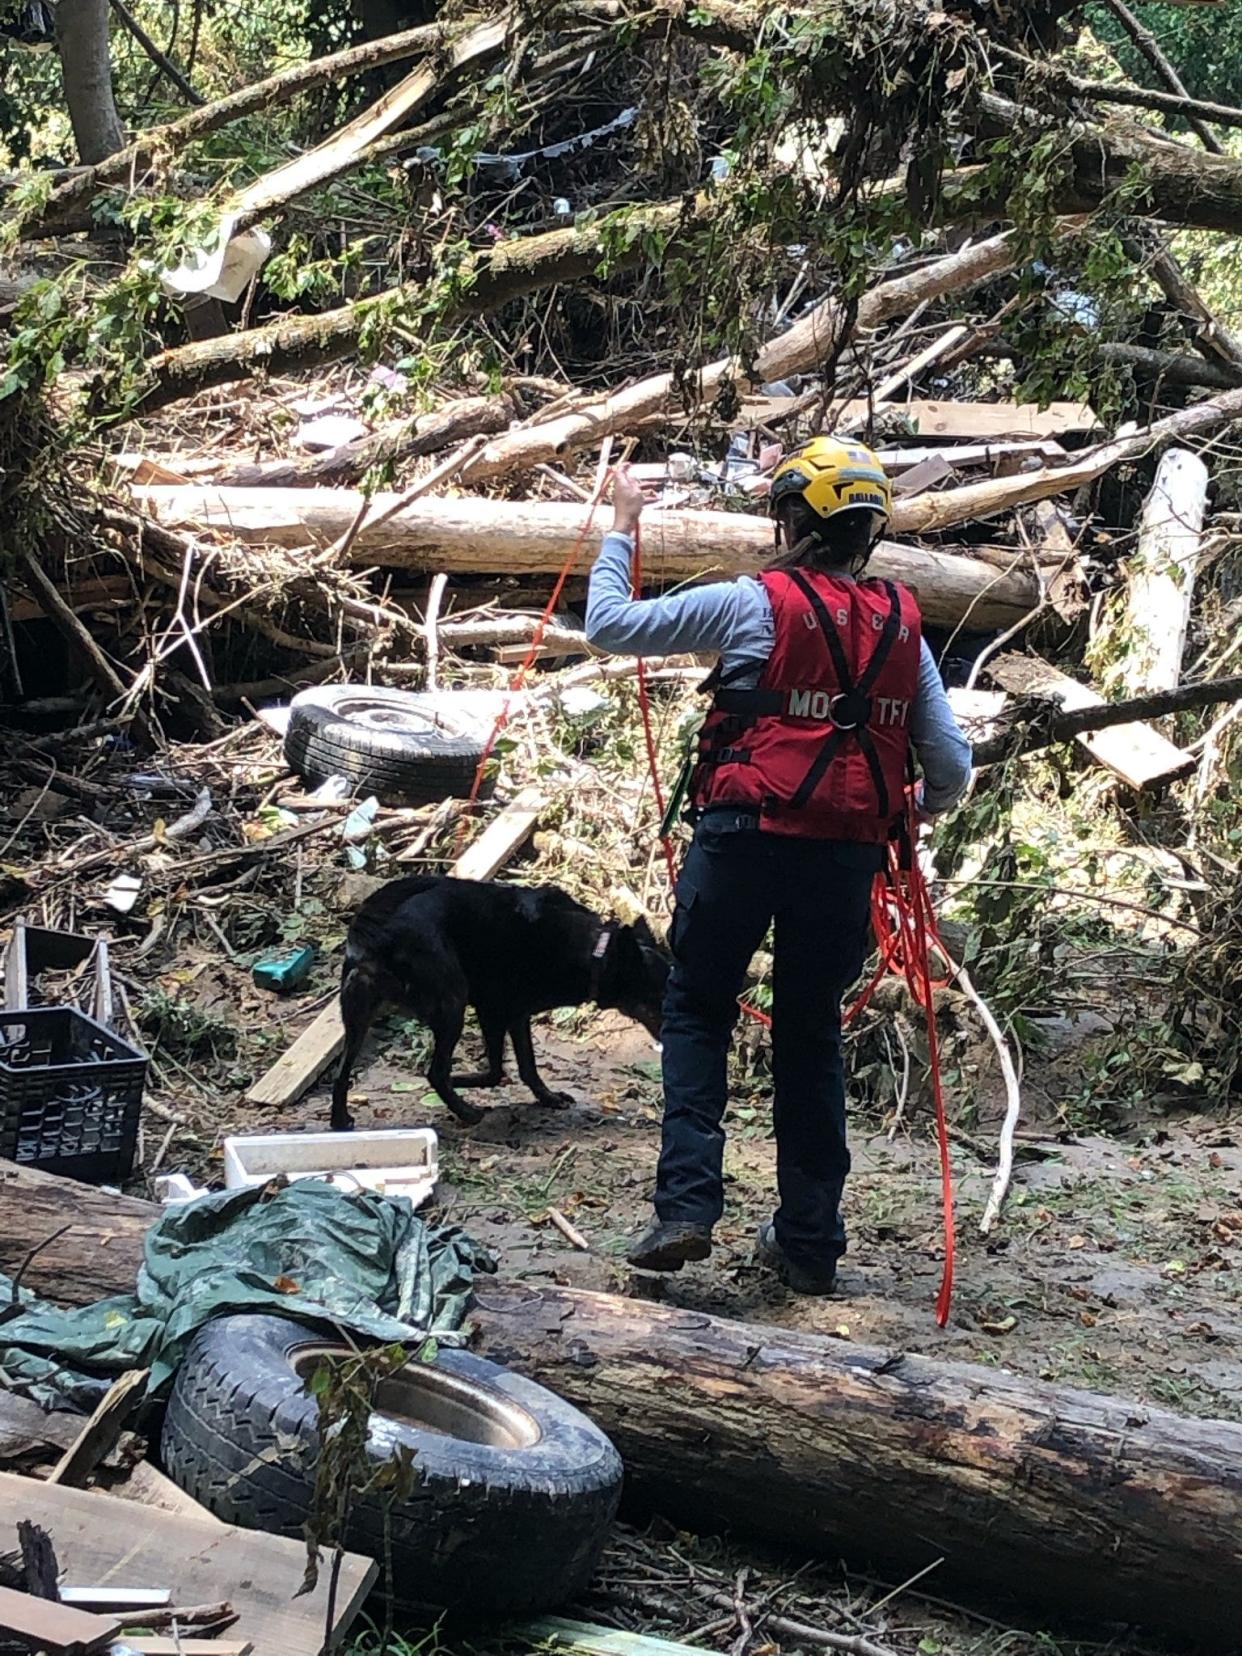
left=222, top=1128, right=439, bottom=1206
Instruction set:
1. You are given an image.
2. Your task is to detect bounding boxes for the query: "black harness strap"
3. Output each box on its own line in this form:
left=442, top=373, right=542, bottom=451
left=787, top=577, right=904, bottom=815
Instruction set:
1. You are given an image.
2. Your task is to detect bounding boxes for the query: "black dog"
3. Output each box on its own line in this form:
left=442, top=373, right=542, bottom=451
left=332, top=876, right=669, bottom=1130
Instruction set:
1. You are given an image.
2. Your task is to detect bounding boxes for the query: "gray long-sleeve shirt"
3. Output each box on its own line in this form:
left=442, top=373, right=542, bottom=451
left=585, top=530, right=972, bottom=814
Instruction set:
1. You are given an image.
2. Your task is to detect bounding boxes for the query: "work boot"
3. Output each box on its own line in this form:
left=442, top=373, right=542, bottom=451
left=627, top=1218, right=713, bottom=1272
left=757, top=1221, right=837, bottom=1296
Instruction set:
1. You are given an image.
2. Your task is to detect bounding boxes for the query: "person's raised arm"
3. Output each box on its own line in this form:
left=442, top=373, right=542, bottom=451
left=586, top=463, right=768, bottom=660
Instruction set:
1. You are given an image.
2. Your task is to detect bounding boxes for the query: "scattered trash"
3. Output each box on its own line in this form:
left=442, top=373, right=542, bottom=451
left=341, top=795, right=379, bottom=844
left=103, top=871, right=143, bottom=915
left=295, top=413, right=368, bottom=450
left=222, top=1126, right=439, bottom=1204
left=251, top=943, right=316, bottom=994
left=155, top=215, right=272, bottom=305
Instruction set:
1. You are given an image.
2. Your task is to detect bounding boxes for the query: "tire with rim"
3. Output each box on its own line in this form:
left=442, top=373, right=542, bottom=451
left=283, top=686, right=488, bottom=805
left=161, top=1315, right=623, bottom=1618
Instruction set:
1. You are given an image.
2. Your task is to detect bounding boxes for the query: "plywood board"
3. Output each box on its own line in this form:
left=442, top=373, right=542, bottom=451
left=0, top=1583, right=120, bottom=1654
left=0, top=1473, right=376, bottom=1656
left=987, top=654, right=1195, bottom=790
left=836, top=398, right=1098, bottom=439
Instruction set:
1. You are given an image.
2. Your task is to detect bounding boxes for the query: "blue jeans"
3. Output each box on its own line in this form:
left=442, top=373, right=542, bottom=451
left=656, top=813, right=879, bottom=1270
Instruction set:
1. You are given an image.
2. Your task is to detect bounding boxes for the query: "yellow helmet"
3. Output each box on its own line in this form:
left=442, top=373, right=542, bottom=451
left=769, top=436, right=892, bottom=526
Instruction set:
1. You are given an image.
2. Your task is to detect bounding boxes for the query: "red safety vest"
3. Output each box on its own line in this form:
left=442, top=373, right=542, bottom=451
left=691, top=567, right=923, bottom=843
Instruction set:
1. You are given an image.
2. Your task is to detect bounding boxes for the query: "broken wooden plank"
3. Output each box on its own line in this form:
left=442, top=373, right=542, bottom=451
left=835, top=396, right=1098, bottom=439
left=0, top=1582, right=120, bottom=1655
left=889, top=451, right=954, bottom=497
left=986, top=653, right=1195, bottom=789
left=245, top=786, right=547, bottom=1107
left=48, top=1368, right=149, bottom=1488
left=450, top=785, right=546, bottom=882
left=0, top=1474, right=376, bottom=1656
left=119, top=1642, right=253, bottom=1656
left=875, top=438, right=1069, bottom=472
left=244, top=1000, right=346, bottom=1109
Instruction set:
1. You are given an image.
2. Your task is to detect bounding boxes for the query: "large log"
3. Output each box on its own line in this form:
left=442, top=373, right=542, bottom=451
left=1121, top=448, right=1210, bottom=696
left=3, top=1160, right=1242, bottom=1646
left=0, top=1160, right=150, bottom=1306
left=468, top=1284, right=1242, bottom=1648
left=132, top=489, right=1041, bottom=632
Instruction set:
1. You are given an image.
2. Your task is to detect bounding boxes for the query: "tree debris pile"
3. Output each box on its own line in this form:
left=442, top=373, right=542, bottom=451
left=5, top=3, right=1242, bottom=1648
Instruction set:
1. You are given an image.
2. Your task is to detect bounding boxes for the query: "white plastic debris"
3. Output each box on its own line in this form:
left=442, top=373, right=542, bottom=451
left=223, top=1128, right=439, bottom=1206
left=104, top=872, right=143, bottom=915
left=153, top=1173, right=207, bottom=1205
left=557, top=686, right=612, bottom=722
left=308, top=775, right=352, bottom=805
left=296, top=414, right=368, bottom=451
left=157, top=214, right=272, bottom=304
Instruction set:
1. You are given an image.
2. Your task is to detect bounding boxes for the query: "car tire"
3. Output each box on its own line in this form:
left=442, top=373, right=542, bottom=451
left=283, top=686, right=489, bottom=805
left=161, top=1315, right=623, bottom=1619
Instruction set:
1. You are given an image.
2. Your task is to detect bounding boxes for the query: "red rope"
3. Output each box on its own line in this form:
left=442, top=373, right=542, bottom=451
left=844, top=797, right=956, bottom=1326
left=632, top=525, right=680, bottom=890
left=455, top=472, right=609, bottom=849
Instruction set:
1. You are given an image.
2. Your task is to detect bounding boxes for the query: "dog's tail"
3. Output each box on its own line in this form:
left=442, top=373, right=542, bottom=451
left=332, top=950, right=387, bottom=1130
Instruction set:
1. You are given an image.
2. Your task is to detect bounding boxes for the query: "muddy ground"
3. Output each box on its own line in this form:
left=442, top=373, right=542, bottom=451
left=230, top=989, right=1242, bottom=1423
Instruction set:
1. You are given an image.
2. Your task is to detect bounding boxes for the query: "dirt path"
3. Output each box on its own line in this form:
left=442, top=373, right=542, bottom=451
left=269, top=1008, right=1242, bottom=1423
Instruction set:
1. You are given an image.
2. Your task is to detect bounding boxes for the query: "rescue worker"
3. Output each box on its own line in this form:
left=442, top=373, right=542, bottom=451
left=585, top=438, right=972, bottom=1294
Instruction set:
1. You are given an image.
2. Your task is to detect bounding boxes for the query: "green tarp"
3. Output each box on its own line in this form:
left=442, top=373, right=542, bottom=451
left=0, top=1180, right=494, bottom=1412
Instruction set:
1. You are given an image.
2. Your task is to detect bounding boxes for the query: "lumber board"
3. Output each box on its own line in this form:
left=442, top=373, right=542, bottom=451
left=832, top=396, right=1098, bottom=438
left=109, top=1459, right=224, bottom=1525
left=450, top=786, right=546, bottom=882
left=986, top=654, right=1195, bottom=789
left=48, top=1367, right=149, bottom=1487
left=244, top=1000, right=345, bottom=1108
left=875, top=439, right=1069, bottom=471
left=120, top=1642, right=253, bottom=1655
left=0, top=1474, right=376, bottom=1656
left=245, top=787, right=546, bottom=1107
left=0, top=1583, right=120, bottom=1654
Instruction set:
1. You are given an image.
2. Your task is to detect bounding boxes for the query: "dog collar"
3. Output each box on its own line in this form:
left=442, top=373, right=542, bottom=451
left=589, top=923, right=614, bottom=1002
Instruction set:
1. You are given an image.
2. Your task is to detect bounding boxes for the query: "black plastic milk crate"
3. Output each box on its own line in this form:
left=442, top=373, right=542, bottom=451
left=0, top=1005, right=147, bottom=1183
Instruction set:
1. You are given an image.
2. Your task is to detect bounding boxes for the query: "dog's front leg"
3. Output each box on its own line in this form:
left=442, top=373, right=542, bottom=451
left=451, top=1008, right=507, bottom=1090
left=427, top=1003, right=486, bottom=1126
left=510, top=1018, right=574, bottom=1109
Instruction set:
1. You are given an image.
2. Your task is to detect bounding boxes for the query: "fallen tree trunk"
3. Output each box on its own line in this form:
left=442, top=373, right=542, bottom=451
left=232, top=17, right=508, bottom=227
left=209, top=394, right=516, bottom=488
left=1121, top=447, right=1210, bottom=695
left=5, top=1161, right=1241, bottom=1646
left=133, top=193, right=712, bottom=414
left=132, top=488, right=1042, bottom=631
left=467, top=1283, right=1242, bottom=1648
left=457, top=234, right=1025, bottom=487
left=0, top=1161, right=150, bottom=1306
